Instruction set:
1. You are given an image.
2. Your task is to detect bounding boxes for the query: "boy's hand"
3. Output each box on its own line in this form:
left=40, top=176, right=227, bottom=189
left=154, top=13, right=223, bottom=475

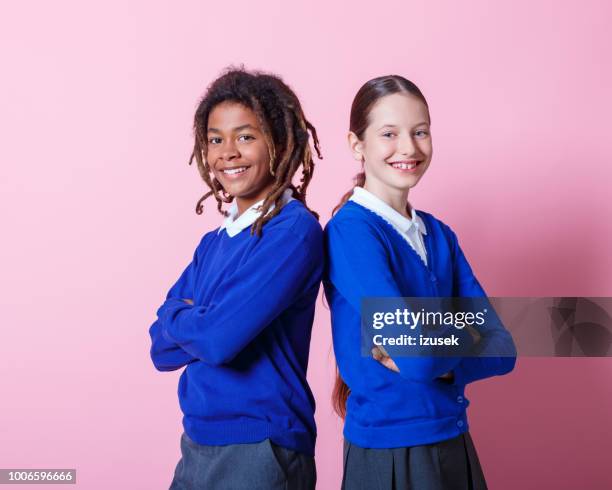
left=183, top=298, right=194, bottom=305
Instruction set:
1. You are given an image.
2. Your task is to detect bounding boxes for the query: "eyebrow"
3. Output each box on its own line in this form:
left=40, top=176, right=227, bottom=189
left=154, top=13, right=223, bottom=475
left=377, top=122, right=429, bottom=130
left=208, top=124, right=257, bottom=133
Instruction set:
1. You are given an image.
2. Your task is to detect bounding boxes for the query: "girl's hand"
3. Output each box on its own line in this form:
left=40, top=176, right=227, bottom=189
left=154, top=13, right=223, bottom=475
left=372, top=347, right=455, bottom=382
left=371, top=347, right=400, bottom=372
left=466, top=325, right=481, bottom=344
left=183, top=298, right=194, bottom=305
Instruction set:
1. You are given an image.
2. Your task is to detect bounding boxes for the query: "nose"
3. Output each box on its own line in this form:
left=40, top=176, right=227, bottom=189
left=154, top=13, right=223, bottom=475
left=397, top=135, right=417, bottom=157
left=220, top=140, right=239, bottom=161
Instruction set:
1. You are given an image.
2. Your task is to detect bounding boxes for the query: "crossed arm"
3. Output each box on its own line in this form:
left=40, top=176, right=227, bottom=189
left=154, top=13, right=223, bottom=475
left=149, top=227, right=323, bottom=370
left=326, top=218, right=515, bottom=385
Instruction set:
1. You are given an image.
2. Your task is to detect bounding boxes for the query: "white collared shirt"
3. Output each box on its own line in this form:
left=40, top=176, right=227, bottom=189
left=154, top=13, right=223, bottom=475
left=218, top=188, right=295, bottom=237
left=349, top=186, right=428, bottom=266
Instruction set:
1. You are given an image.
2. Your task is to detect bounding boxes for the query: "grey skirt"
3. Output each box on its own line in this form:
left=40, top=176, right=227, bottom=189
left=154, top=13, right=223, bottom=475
left=341, top=432, right=487, bottom=490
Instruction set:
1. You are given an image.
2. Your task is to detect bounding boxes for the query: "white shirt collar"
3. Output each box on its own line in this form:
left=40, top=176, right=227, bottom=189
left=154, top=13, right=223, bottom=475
left=218, top=188, right=295, bottom=237
left=349, top=186, right=427, bottom=236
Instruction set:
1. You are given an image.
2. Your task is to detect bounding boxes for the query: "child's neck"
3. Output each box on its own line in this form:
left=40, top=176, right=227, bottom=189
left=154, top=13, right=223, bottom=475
left=363, top=181, right=411, bottom=218
left=234, top=182, right=277, bottom=217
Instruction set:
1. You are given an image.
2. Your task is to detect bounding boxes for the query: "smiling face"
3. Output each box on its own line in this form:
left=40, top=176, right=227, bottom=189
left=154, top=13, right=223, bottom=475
left=349, top=92, right=432, bottom=202
left=206, top=101, right=275, bottom=214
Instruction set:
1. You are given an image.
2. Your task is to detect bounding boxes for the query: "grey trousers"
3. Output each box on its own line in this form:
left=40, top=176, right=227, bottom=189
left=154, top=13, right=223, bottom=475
left=341, top=432, right=487, bottom=490
left=168, top=432, right=316, bottom=490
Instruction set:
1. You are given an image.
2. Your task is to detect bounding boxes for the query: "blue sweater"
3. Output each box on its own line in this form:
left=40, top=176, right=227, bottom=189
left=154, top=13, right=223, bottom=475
left=149, top=200, right=323, bottom=456
left=324, top=201, right=516, bottom=449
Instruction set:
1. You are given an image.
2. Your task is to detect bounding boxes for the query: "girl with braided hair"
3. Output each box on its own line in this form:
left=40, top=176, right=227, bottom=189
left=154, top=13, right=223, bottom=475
left=148, top=67, right=322, bottom=490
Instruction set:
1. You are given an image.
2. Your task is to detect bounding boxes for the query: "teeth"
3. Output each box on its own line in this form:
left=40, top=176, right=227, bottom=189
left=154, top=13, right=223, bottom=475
left=391, top=162, right=417, bottom=170
left=223, top=167, right=248, bottom=175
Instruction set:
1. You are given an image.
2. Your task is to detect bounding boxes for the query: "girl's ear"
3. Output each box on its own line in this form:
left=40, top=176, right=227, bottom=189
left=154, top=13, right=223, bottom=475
left=348, top=131, right=364, bottom=163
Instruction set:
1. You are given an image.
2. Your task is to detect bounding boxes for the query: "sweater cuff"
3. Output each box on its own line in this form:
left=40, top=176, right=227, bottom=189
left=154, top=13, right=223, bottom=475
left=157, top=298, right=193, bottom=343
left=452, top=361, right=468, bottom=386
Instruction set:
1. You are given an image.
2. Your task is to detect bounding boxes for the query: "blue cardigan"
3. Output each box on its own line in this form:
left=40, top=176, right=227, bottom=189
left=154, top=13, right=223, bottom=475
left=149, top=200, right=323, bottom=456
left=323, top=200, right=516, bottom=449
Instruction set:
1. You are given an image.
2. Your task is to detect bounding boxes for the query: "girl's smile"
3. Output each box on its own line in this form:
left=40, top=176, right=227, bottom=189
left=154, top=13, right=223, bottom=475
left=387, top=159, right=424, bottom=172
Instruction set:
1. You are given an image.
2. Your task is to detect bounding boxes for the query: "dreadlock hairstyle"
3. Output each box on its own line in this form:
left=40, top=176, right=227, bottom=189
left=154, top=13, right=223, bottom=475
left=332, top=75, right=431, bottom=419
left=189, top=66, right=322, bottom=237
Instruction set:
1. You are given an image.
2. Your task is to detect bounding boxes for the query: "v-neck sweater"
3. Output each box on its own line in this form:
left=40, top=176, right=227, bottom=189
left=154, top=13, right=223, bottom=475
left=149, top=199, right=323, bottom=456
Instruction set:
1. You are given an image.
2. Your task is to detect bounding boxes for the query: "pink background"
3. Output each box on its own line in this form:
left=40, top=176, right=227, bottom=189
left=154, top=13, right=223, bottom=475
left=1, top=0, right=612, bottom=488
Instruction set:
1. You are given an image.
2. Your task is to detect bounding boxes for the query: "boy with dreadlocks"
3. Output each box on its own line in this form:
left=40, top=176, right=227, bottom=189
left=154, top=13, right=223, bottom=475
left=148, top=67, right=322, bottom=490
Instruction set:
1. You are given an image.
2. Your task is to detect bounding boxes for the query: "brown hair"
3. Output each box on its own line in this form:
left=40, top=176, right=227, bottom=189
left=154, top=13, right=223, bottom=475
left=332, top=75, right=430, bottom=418
left=190, top=66, right=322, bottom=236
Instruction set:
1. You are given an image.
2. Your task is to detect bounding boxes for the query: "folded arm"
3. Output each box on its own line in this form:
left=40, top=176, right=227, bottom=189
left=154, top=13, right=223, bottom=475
left=158, top=227, right=323, bottom=366
left=326, top=218, right=474, bottom=383
left=446, top=227, right=517, bottom=385
left=149, top=244, right=202, bottom=372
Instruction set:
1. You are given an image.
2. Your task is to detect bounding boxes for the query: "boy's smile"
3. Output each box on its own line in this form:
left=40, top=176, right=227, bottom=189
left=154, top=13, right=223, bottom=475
left=207, top=101, right=275, bottom=216
left=220, top=165, right=250, bottom=177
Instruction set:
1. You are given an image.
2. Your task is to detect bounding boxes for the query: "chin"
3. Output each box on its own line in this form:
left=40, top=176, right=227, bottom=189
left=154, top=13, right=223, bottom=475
left=218, top=180, right=246, bottom=196
left=396, top=171, right=428, bottom=188
left=385, top=177, right=420, bottom=191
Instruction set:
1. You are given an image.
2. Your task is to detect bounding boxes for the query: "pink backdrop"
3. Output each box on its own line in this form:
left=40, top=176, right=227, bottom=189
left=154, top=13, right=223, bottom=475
left=1, top=1, right=611, bottom=488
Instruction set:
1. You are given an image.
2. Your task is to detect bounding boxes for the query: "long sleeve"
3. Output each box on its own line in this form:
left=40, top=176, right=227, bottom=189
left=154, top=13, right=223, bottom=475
left=157, top=226, right=323, bottom=366
left=326, top=218, right=474, bottom=383
left=148, top=246, right=201, bottom=372
left=448, top=228, right=517, bottom=385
